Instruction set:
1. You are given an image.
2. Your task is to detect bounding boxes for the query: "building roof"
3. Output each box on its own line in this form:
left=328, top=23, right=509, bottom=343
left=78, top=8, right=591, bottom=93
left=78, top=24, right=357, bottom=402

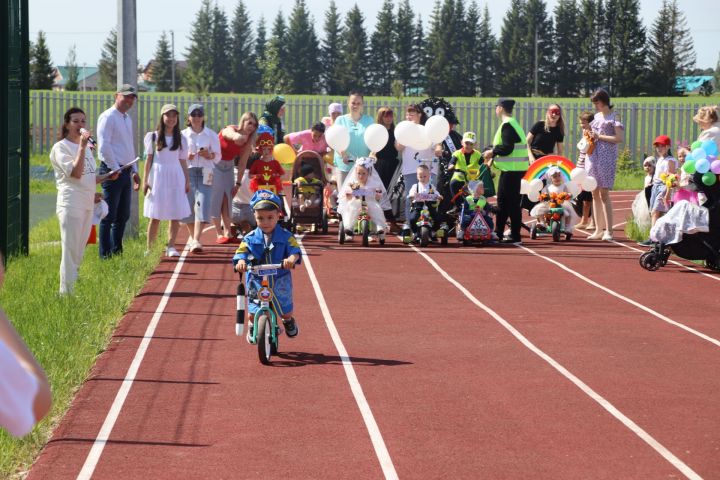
left=54, top=65, right=100, bottom=85
left=675, top=76, right=714, bottom=93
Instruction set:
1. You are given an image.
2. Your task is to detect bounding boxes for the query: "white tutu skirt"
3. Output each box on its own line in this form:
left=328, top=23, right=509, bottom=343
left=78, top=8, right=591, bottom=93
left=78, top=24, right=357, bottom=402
left=650, top=200, right=709, bottom=245
left=144, top=161, right=191, bottom=220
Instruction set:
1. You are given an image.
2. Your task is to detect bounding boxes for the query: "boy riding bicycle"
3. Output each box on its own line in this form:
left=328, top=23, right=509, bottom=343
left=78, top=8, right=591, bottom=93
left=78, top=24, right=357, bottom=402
left=233, top=190, right=302, bottom=339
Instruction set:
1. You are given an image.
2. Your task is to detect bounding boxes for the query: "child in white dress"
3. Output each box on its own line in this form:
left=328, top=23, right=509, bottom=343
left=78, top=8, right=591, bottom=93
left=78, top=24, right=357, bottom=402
left=142, top=104, right=191, bottom=256
left=530, top=166, right=578, bottom=234
left=337, top=157, right=388, bottom=240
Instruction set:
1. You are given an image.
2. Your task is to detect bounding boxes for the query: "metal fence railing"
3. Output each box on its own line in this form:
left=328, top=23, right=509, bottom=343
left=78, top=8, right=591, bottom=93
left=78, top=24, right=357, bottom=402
left=30, top=91, right=707, bottom=167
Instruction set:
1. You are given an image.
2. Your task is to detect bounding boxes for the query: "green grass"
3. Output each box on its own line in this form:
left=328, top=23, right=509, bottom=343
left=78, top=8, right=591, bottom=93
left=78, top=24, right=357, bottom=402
left=625, top=217, right=649, bottom=243
left=613, top=169, right=645, bottom=191
left=0, top=197, right=161, bottom=478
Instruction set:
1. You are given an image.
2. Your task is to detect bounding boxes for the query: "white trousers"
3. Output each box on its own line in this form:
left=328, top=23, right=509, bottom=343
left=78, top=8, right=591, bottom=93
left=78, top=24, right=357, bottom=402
left=58, top=206, right=93, bottom=295
left=339, top=198, right=387, bottom=231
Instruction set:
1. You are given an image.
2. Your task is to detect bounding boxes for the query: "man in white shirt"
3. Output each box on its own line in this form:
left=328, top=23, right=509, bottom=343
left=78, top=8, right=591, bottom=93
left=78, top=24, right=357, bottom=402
left=97, top=84, right=141, bottom=258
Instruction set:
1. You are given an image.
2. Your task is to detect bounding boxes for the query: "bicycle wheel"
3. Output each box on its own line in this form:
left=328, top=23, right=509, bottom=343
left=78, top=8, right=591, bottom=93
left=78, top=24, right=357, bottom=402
left=420, top=226, right=430, bottom=247
left=551, top=222, right=561, bottom=242
left=338, top=220, right=345, bottom=244
left=361, top=220, right=370, bottom=247
left=256, top=314, right=273, bottom=365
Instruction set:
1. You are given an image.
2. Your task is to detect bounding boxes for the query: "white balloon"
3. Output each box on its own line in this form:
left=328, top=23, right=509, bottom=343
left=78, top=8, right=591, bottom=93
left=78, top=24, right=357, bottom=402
left=364, top=124, right=389, bottom=152
left=520, top=179, right=531, bottom=195
left=425, top=115, right=450, bottom=144
left=394, top=121, right=417, bottom=147
left=325, top=124, right=350, bottom=152
left=529, top=178, right=544, bottom=193
left=411, top=125, right=432, bottom=150
left=527, top=190, right=540, bottom=202
left=566, top=181, right=581, bottom=197
left=570, top=168, right=587, bottom=183
left=581, top=176, right=598, bottom=191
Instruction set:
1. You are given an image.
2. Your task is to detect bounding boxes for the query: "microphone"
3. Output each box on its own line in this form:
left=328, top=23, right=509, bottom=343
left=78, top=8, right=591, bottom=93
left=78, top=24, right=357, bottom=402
left=80, top=128, right=97, bottom=148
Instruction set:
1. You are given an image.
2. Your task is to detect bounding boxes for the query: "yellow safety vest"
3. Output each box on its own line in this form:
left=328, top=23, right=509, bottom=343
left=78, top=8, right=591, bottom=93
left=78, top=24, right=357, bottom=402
left=492, top=117, right=529, bottom=172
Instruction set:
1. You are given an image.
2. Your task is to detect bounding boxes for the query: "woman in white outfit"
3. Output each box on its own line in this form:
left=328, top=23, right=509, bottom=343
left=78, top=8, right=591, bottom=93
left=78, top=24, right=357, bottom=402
left=142, top=104, right=191, bottom=256
left=49, top=107, right=118, bottom=295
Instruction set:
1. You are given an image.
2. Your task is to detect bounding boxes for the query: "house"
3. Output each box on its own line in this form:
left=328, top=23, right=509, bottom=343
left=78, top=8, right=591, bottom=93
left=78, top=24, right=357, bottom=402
left=675, top=76, right=715, bottom=94
left=52, top=65, right=100, bottom=91
left=140, top=59, right=187, bottom=92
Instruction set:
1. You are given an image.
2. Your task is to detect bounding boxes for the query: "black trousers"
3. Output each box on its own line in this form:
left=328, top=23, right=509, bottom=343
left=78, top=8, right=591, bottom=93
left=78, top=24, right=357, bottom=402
left=495, top=170, right=525, bottom=240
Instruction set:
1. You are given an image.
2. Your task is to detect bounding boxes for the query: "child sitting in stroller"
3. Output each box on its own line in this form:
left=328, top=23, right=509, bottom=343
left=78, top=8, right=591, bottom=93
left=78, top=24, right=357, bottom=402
left=337, top=157, right=388, bottom=241
left=530, top=166, right=578, bottom=236
left=249, top=125, right=284, bottom=194
left=293, top=162, right=323, bottom=212
left=458, top=180, right=496, bottom=243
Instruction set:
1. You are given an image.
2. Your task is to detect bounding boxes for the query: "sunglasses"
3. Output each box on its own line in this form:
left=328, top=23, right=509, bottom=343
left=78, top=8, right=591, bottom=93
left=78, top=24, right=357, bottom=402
left=548, top=109, right=561, bottom=115
left=257, top=139, right=273, bottom=147
left=190, top=112, right=204, bottom=117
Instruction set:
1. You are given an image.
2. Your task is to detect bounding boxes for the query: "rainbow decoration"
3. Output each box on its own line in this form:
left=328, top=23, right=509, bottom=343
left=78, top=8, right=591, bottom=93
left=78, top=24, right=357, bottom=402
left=523, top=155, right=576, bottom=182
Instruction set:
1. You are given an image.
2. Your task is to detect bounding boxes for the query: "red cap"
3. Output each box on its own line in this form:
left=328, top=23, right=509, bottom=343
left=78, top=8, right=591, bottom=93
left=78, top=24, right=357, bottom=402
left=653, top=135, right=671, bottom=146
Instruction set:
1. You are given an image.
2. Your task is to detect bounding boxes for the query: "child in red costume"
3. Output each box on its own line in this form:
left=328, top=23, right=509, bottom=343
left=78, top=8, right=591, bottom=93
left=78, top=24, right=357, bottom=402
left=249, top=125, right=284, bottom=194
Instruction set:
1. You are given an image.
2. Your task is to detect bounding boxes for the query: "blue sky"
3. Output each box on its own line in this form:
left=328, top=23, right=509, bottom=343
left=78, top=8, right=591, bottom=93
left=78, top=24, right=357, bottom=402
left=30, top=0, right=719, bottom=69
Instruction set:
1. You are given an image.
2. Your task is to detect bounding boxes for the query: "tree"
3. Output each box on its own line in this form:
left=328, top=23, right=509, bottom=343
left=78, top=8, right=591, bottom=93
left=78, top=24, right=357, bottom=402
left=608, top=0, right=646, bottom=96
left=65, top=45, right=79, bottom=91
left=647, top=0, right=696, bottom=96
left=151, top=32, right=173, bottom=92
left=409, top=14, right=427, bottom=95
left=497, top=0, right=529, bottom=96
left=425, top=0, right=459, bottom=96
left=30, top=31, right=55, bottom=90
left=229, top=0, right=257, bottom=93
left=576, top=0, right=603, bottom=95
left=320, top=1, right=344, bottom=95
left=368, top=0, right=396, bottom=95
left=553, top=0, right=581, bottom=96
left=285, top=0, right=321, bottom=94
left=184, top=0, right=216, bottom=94
left=394, top=0, right=415, bottom=95
left=337, top=5, right=368, bottom=94
left=98, top=29, right=117, bottom=91
left=524, top=0, right=555, bottom=96
left=259, top=11, right=289, bottom=93
left=253, top=16, right=267, bottom=92
left=715, top=53, right=720, bottom=95
left=210, top=4, right=232, bottom=92
left=458, top=1, right=481, bottom=97
left=476, top=5, right=497, bottom=97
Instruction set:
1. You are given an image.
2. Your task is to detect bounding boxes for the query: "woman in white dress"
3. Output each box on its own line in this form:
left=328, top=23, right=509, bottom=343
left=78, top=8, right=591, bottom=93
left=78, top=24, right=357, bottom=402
left=142, top=104, right=191, bottom=256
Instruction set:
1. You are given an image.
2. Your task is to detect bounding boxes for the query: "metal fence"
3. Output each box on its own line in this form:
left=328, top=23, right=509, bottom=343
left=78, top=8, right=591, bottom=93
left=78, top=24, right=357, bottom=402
left=29, top=91, right=707, bottom=167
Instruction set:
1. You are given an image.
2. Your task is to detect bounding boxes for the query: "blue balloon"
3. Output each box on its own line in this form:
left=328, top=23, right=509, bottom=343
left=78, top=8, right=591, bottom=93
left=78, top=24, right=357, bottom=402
left=702, top=140, right=719, bottom=157
left=695, top=157, right=710, bottom=174
left=685, top=152, right=694, bottom=162
left=692, top=147, right=707, bottom=160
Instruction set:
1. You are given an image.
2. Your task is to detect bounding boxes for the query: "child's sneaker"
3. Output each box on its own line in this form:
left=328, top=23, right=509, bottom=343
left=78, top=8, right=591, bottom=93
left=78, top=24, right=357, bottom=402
left=245, top=321, right=254, bottom=344
left=166, top=246, right=180, bottom=257
left=282, top=317, right=299, bottom=338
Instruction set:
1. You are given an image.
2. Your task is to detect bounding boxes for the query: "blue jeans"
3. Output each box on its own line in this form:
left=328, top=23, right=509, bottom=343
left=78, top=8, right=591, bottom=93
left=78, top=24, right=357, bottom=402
left=99, top=164, right=132, bottom=258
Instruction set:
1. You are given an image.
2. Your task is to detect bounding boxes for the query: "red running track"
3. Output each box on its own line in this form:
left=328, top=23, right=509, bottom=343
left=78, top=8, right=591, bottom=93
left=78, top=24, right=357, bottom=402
left=27, top=191, right=720, bottom=479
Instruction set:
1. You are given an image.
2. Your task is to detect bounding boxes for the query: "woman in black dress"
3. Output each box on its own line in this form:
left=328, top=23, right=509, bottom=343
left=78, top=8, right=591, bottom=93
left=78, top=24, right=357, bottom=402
left=373, top=107, right=399, bottom=219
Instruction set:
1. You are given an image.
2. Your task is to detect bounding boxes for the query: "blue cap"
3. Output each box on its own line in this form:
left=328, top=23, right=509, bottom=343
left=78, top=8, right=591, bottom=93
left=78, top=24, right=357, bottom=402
left=250, top=189, right=282, bottom=211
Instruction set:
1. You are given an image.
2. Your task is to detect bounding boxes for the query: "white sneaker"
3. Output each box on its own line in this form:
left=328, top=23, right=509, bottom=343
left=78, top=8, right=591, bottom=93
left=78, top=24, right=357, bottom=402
left=190, top=240, right=203, bottom=253
left=166, top=246, right=180, bottom=257
left=601, top=231, right=613, bottom=241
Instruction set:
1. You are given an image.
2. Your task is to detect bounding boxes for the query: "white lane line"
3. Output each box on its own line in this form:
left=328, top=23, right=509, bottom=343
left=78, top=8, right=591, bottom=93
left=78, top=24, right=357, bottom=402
left=576, top=224, right=720, bottom=283
left=297, top=237, right=398, bottom=480
left=411, top=246, right=702, bottom=480
left=517, top=243, right=720, bottom=348
left=77, top=246, right=190, bottom=480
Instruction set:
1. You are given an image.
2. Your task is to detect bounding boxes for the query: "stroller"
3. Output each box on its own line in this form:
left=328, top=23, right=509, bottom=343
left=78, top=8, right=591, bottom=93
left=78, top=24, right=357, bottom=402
left=288, top=151, right=328, bottom=234
left=639, top=172, right=720, bottom=272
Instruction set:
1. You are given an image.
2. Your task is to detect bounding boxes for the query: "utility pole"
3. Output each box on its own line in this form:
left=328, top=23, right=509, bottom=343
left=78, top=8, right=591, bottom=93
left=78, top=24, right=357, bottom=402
left=171, top=30, right=176, bottom=92
left=533, top=30, right=539, bottom=97
left=82, top=63, right=86, bottom=91
left=117, top=0, right=139, bottom=235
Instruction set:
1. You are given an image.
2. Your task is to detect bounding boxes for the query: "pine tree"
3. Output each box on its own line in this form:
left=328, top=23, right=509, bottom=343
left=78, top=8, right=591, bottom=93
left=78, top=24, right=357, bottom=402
left=609, top=0, right=646, bottom=96
left=184, top=0, right=216, bottom=94
left=458, top=1, right=481, bottom=97
left=576, top=0, right=603, bottom=95
left=553, top=0, right=581, bottom=96
left=98, top=29, right=117, bottom=91
left=647, top=0, right=696, bottom=96
left=425, top=0, right=459, bottom=96
left=600, top=0, right=619, bottom=93
left=152, top=32, right=173, bottom=92
left=409, top=14, right=427, bottom=95
left=367, top=0, right=396, bottom=95
left=229, top=0, right=257, bottom=93
left=497, top=0, right=530, bottom=96
left=320, top=1, right=344, bottom=95
left=30, top=31, right=55, bottom=90
left=254, top=16, right=267, bottom=92
left=65, top=45, right=79, bottom=91
left=260, top=11, right=289, bottom=94
left=394, top=0, right=415, bottom=95
left=524, top=0, right=555, bottom=96
left=476, top=5, right=497, bottom=97
left=715, top=53, right=720, bottom=94
left=337, top=5, right=368, bottom=94
left=285, top=0, right=321, bottom=94
left=210, top=4, right=232, bottom=92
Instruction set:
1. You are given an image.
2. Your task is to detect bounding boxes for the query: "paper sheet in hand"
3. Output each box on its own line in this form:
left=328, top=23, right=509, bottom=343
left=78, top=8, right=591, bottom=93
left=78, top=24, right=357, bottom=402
left=109, top=157, right=139, bottom=175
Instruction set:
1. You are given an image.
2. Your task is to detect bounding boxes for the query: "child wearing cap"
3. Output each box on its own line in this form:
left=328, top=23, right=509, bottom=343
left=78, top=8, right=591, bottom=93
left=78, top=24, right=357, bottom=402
left=248, top=125, right=285, bottom=194
left=233, top=190, right=302, bottom=339
left=447, top=132, right=493, bottom=213
left=648, top=135, right=677, bottom=227
left=458, top=180, right=496, bottom=241
left=294, top=163, right=323, bottom=212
